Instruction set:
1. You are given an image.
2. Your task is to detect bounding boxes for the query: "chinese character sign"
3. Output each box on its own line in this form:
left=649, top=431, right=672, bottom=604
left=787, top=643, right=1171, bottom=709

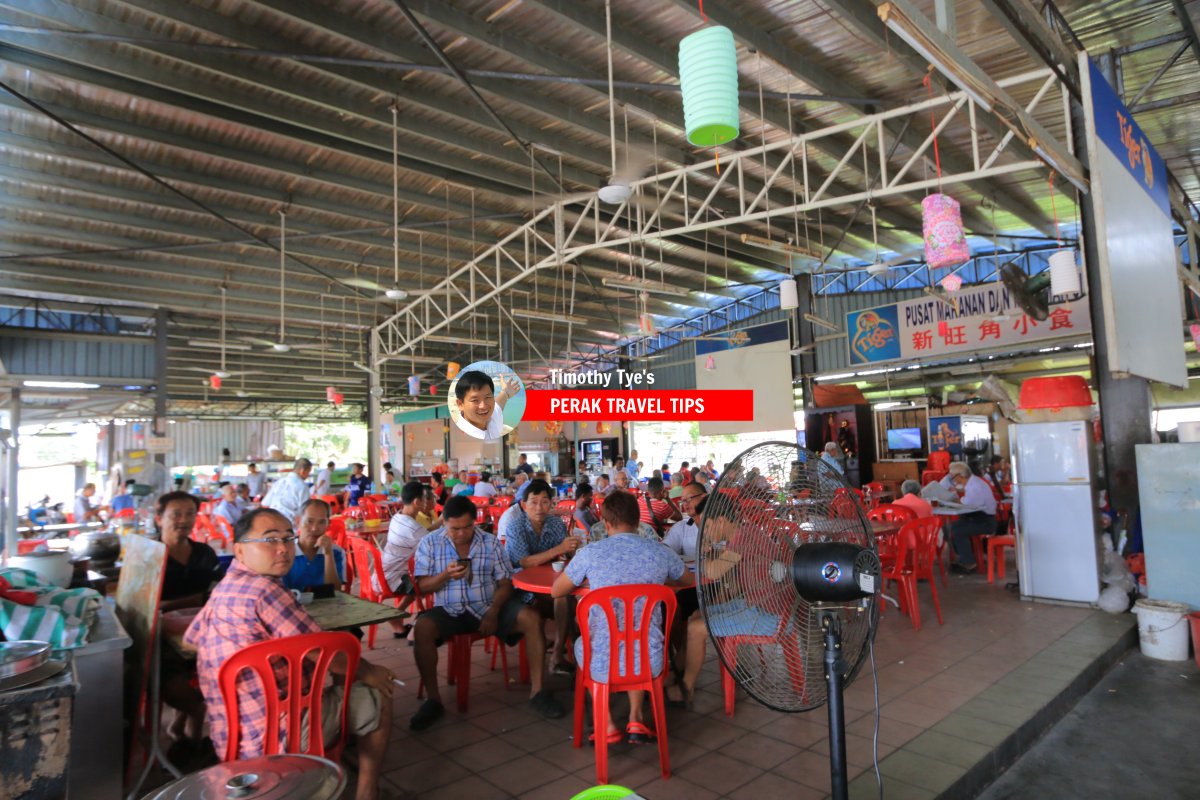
left=845, top=282, right=1091, bottom=365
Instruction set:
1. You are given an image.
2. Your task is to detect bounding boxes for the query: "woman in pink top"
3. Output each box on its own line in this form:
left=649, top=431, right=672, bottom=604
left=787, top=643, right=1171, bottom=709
left=892, top=480, right=933, bottom=518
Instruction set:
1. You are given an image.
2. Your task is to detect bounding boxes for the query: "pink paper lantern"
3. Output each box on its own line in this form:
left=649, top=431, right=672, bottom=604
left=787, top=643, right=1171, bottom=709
left=922, top=193, right=969, bottom=269
left=940, top=274, right=963, bottom=292
left=705, top=354, right=716, bottom=371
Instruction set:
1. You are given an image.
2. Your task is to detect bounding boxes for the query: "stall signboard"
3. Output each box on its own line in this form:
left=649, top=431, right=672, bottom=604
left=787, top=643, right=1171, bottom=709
left=845, top=283, right=1090, bottom=365
left=928, top=416, right=963, bottom=456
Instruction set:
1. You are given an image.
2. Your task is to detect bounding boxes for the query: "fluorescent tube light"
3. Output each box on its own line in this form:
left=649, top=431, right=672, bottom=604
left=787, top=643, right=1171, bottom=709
left=803, top=313, right=840, bottom=332
left=815, top=372, right=856, bottom=382
left=878, top=2, right=996, bottom=111
left=23, top=380, right=101, bottom=389
left=512, top=308, right=589, bottom=325
left=188, top=339, right=252, bottom=351
left=425, top=334, right=492, bottom=347
left=601, top=277, right=691, bottom=297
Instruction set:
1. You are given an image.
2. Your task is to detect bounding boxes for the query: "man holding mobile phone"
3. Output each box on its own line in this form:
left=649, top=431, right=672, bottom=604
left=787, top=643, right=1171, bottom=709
left=408, top=495, right=563, bottom=731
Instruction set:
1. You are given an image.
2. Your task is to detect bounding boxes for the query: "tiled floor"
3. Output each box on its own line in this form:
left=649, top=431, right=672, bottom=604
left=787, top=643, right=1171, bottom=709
left=357, top=561, right=1135, bottom=800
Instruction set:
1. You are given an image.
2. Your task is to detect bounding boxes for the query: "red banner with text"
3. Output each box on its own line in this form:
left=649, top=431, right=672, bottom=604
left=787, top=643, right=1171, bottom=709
left=523, top=390, right=754, bottom=422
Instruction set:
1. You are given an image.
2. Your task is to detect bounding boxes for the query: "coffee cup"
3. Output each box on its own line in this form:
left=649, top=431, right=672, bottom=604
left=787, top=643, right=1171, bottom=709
left=290, top=589, right=314, bottom=605
left=551, top=560, right=565, bottom=573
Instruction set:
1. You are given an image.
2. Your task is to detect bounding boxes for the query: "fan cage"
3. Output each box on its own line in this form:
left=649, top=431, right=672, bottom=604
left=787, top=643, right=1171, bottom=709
left=698, top=441, right=880, bottom=713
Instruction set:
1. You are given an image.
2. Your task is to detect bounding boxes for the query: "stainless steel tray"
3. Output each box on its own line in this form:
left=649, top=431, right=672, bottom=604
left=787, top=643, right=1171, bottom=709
left=0, top=641, right=51, bottom=679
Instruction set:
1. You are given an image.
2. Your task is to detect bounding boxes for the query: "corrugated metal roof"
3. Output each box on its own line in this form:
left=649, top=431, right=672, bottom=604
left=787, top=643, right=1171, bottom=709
left=0, top=0, right=1194, bottom=415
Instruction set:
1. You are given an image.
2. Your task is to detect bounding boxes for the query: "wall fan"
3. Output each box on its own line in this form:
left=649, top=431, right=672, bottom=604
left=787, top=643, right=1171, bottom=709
left=999, top=262, right=1051, bottom=321
left=698, top=442, right=881, bottom=800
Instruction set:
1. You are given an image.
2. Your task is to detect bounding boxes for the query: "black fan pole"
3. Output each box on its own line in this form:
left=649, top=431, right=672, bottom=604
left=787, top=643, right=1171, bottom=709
left=822, top=612, right=849, bottom=800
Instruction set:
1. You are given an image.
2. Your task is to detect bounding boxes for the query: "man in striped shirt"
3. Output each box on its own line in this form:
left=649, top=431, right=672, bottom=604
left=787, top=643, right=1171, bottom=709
left=185, top=508, right=394, bottom=800
left=637, top=476, right=681, bottom=537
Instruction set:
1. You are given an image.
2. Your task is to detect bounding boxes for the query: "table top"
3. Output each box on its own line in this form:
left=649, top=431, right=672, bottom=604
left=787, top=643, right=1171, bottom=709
left=164, top=591, right=405, bottom=653
left=870, top=520, right=903, bottom=537
left=512, top=563, right=570, bottom=595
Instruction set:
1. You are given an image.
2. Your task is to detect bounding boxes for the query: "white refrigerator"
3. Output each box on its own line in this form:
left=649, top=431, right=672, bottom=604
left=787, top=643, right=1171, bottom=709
left=1010, top=420, right=1102, bottom=604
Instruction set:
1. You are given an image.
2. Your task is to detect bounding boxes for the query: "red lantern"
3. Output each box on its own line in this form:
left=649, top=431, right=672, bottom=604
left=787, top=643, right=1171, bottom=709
left=325, top=386, right=336, bottom=402
left=209, top=374, right=222, bottom=391
left=429, top=384, right=438, bottom=395
left=332, top=392, right=344, bottom=406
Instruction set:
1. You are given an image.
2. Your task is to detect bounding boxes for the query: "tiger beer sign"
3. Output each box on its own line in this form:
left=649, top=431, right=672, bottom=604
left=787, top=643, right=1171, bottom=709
left=846, top=283, right=1091, bottom=365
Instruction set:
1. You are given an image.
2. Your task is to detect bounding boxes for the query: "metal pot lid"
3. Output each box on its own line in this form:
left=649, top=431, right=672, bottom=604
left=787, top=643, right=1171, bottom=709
left=142, top=754, right=345, bottom=800
left=0, top=641, right=51, bottom=680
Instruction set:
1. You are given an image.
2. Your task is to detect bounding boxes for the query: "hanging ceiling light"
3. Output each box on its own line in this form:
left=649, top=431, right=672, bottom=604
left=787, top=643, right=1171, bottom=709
left=425, top=334, right=492, bottom=347
left=512, top=308, right=588, bottom=325
left=779, top=278, right=800, bottom=310
left=601, top=276, right=690, bottom=296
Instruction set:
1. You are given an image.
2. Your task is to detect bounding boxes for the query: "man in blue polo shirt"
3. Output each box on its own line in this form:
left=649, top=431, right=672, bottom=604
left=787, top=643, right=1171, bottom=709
left=283, top=499, right=345, bottom=591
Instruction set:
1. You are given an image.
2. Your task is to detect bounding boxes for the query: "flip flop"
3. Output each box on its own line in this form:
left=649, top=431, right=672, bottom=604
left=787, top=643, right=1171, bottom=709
left=626, top=721, right=657, bottom=744
left=588, top=729, right=623, bottom=744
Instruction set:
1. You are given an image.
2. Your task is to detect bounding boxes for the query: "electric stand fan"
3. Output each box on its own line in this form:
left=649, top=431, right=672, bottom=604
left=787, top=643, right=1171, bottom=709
left=698, top=442, right=881, bottom=800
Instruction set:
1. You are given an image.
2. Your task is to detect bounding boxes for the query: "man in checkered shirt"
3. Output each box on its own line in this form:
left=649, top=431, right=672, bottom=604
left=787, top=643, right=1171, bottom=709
left=408, top=494, right=564, bottom=731
left=185, top=508, right=394, bottom=800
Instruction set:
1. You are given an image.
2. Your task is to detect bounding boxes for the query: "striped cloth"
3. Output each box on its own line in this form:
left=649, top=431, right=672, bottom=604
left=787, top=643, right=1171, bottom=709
left=0, top=567, right=100, bottom=649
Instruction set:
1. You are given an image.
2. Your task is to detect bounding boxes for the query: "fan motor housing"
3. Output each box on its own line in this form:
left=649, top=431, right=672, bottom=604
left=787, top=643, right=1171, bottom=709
left=792, top=543, right=881, bottom=603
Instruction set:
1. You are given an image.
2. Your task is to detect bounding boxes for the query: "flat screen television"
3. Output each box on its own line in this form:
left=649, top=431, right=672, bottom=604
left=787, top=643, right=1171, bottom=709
left=887, top=427, right=922, bottom=450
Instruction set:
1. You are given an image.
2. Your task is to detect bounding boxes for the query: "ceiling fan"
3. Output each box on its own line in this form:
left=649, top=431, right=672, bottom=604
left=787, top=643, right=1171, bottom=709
left=181, top=287, right=264, bottom=379
left=243, top=211, right=342, bottom=353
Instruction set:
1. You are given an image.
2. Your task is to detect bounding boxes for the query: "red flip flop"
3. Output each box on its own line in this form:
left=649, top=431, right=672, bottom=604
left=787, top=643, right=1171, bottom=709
left=626, top=721, right=657, bottom=744
left=588, top=729, right=623, bottom=744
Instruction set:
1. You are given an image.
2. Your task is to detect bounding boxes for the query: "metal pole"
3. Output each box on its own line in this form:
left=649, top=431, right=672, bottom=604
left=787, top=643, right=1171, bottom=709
left=154, top=307, right=168, bottom=468
left=3, top=388, right=19, bottom=563
left=823, top=613, right=849, bottom=800
left=367, top=333, right=382, bottom=487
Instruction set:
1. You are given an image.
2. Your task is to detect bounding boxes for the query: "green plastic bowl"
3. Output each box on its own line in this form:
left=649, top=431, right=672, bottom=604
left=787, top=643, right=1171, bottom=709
left=569, top=786, right=636, bottom=800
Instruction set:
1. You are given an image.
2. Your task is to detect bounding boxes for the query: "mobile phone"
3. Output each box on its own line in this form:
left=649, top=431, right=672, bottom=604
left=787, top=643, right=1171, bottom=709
left=455, top=557, right=472, bottom=582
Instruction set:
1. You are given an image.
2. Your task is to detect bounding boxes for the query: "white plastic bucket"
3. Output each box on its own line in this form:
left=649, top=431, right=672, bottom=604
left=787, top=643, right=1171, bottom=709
left=1132, top=599, right=1190, bottom=661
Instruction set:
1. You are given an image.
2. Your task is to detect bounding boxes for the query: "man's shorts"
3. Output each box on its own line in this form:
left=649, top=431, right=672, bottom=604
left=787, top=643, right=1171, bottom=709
left=298, top=682, right=383, bottom=751
left=420, top=597, right=526, bottom=646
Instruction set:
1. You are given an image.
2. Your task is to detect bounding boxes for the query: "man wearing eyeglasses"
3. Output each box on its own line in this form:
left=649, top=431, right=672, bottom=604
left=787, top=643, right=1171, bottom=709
left=185, top=507, right=394, bottom=800
left=662, top=482, right=708, bottom=707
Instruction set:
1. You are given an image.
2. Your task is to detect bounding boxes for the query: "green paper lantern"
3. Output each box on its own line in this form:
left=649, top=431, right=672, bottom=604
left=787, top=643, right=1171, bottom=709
left=679, top=25, right=740, bottom=148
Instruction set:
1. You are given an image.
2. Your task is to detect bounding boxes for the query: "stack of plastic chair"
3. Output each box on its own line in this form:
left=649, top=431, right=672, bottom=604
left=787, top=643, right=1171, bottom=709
left=921, top=451, right=951, bottom=485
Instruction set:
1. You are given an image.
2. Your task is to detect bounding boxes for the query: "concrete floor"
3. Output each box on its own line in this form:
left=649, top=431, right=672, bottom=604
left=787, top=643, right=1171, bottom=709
left=978, top=651, right=1200, bottom=800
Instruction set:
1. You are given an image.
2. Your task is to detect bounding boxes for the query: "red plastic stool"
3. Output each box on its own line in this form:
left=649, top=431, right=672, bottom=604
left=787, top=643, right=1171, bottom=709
left=987, top=535, right=1016, bottom=583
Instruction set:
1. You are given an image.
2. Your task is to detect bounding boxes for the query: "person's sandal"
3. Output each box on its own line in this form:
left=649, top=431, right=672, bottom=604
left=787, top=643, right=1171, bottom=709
left=588, top=728, right=623, bottom=744
left=626, top=721, right=657, bottom=744
left=409, top=699, right=444, bottom=731
left=665, top=684, right=694, bottom=710
left=529, top=690, right=565, bottom=719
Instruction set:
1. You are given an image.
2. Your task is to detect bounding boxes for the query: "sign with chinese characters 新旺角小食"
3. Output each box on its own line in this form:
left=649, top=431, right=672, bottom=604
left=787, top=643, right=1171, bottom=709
left=845, top=282, right=1091, bottom=365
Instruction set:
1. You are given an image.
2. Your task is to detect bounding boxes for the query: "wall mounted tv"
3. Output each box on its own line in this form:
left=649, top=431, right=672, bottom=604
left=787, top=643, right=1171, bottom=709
left=886, top=427, right=923, bottom=450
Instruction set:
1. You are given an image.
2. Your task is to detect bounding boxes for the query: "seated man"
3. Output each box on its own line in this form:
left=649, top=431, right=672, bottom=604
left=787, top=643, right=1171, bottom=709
left=946, top=462, right=997, bottom=574
left=613, top=470, right=631, bottom=492
left=409, top=496, right=563, bottom=730
left=213, top=483, right=245, bottom=527
left=451, top=470, right=474, bottom=497
left=473, top=472, right=498, bottom=498
left=667, top=472, right=684, bottom=499
left=382, top=481, right=430, bottom=635
left=283, top=499, right=345, bottom=591
left=185, top=508, right=394, bottom=800
left=573, top=483, right=599, bottom=533
left=638, top=476, right=681, bottom=537
left=505, top=479, right=581, bottom=672
left=416, top=486, right=439, bottom=530
left=893, top=479, right=933, bottom=518
left=552, top=491, right=692, bottom=743
left=235, top=483, right=254, bottom=509
left=593, top=474, right=612, bottom=498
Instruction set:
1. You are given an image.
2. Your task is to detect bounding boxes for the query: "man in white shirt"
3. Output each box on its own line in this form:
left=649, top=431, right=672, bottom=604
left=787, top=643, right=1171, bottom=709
left=245, top=462, right=267, bottom=499
left=593, top=474, right=612, bottom=498
left=74, top=483, right=104, bottom=523
left=262, top=457, right=313, bottom=522
left=473, top=472, right=498, bottom=498
left=452, top=370, right=519, bottom=441
left=312, top=461, right=335, bottom=497
left=213, top=483, right=245, bottom=527
left=946, top=461, right=997, bottom=574
left=382, top=482, right=429, bottom=636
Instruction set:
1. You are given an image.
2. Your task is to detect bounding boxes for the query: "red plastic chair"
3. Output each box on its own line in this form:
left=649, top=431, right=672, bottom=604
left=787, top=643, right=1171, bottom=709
left=217, top=631, right=359, bottom=762
left=921, top=451, right=951, bottom=485
left=344, top=536, right=403, bottom=649
left=867, top=504, right=917, bottom=524
left=326, top=518, right=354, bottom=592
left=319, top=494, right=343, bottom=515
left=112, top=508, right=136, bottom=519
left=492, top=495, right=513, bottom=510
left=831, top=488, right=865, bottom=520
left=987, top=535, right=1016, bottom=583
left=213, top=515, right=235, bottom=547
left=573, top=584, right=677, bottom=784
left=881, top=518, right=944, bottom=630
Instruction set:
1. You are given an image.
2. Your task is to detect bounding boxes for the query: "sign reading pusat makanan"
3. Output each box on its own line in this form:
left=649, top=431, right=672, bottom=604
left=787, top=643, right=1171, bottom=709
left=846, top=282, right=1091, bottom=365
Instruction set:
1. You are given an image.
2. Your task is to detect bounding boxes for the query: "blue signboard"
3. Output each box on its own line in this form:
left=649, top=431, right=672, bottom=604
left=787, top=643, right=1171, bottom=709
left=847, top=304, right=901, bottom=364
left=1087, top=58, right=1169, bottom=217
left=928, top=415, right=964, bottom=456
